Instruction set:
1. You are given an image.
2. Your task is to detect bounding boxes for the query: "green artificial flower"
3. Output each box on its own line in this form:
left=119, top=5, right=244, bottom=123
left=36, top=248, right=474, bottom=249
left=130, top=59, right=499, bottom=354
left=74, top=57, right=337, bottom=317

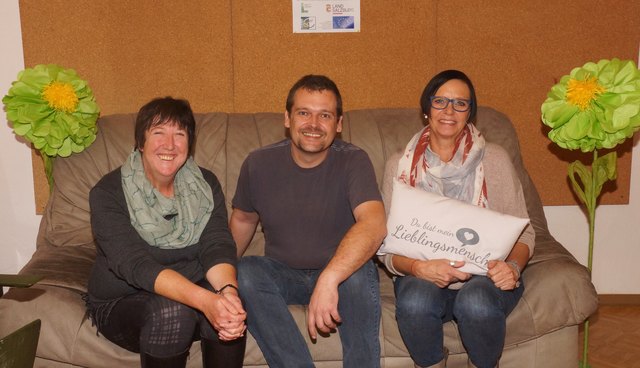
left=3, top=64, right=100, bottom=158
left=541, top=58, right=640, bottom=152
left=541, top=59, right=640, bottom=368
left=3, top=64, right=100, bottom=188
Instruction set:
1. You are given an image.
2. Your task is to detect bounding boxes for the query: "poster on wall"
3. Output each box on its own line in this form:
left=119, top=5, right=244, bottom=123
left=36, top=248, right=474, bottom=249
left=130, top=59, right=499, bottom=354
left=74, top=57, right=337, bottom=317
left=292, top=0, right=360, bottom=33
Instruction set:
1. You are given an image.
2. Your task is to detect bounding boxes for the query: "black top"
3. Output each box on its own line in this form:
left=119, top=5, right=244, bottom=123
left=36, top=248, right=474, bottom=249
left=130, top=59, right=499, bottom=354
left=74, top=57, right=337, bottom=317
left=87, top=167, right=237, bottom=303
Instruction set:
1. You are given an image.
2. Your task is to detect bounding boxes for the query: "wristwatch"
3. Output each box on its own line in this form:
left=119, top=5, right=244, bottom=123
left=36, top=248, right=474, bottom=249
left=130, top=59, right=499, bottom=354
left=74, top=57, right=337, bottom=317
left=505, top=260, right=521, bottom=279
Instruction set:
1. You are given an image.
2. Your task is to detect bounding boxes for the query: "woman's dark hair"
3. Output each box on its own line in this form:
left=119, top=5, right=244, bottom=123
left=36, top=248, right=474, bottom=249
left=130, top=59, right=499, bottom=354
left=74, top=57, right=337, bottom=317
left=285, top=75, right=343, bottom=117
left=419, top=70, right=478, bottom=124
left=134, top=97, right=196, bottom=155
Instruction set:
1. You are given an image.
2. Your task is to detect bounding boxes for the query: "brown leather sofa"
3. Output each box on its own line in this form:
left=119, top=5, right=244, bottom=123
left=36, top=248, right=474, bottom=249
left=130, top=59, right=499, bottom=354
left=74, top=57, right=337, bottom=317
left=0, top=106, right=598, bottom=367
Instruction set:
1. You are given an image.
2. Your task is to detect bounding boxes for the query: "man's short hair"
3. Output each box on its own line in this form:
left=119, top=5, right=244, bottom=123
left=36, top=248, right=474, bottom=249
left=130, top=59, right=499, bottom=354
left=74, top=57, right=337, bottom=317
left=285, top=75, right=343, bottom=117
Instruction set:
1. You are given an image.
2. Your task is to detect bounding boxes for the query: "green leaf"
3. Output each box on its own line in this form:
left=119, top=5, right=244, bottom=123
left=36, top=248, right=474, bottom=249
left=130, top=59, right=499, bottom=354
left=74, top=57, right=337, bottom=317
left=45, top=133, right=63, bottom=149
left=43, top=144, right=57, bottom=156
left=31, top=118, right=52, bottom=137
left=5, top=82, right=42, bottom=98
left=48, top=118, right=69, bottom=140
left=592, top=152, right=617, bottom=199
left=71, top=142, right=84, bottom=154
left=613, top=60, right=639, bottom=85
left=566, top=113, right=590, bottom=140
left=56, top=138, right=72, bottom=157
left=32, top=136, right=46, bottom=150
left=611, top=104, right=639, bottom=130
left=83, top=134, right=97, bottom=147
left=76, top=100, right=99, bottom=115
left=41, top=154, right=55, bottom=190
left=12, top=122, right=31, bottom=136
left=568, top=160, right=591, bottom=208
left=543, top=103, right=578, bottom=128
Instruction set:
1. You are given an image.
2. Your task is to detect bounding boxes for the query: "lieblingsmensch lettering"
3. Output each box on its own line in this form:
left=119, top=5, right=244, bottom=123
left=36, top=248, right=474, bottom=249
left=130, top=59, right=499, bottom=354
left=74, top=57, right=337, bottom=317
left=390, top=224, right=491, bottom=267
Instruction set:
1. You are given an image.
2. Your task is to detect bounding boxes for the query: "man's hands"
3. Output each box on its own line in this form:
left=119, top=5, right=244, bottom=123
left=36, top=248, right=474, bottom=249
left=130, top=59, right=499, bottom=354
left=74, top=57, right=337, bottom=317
left=303, top=200, right=386, bottom=340
left=307, top=275, right=341, bottom=340
left=411, top=259, right=471, bottom=288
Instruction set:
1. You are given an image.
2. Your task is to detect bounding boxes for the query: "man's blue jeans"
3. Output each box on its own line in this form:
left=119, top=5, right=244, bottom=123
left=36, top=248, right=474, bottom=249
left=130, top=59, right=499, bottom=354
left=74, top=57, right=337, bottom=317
left=394, top=275, right=524, bottom=368
left=238, top=256, right=381, bottom=368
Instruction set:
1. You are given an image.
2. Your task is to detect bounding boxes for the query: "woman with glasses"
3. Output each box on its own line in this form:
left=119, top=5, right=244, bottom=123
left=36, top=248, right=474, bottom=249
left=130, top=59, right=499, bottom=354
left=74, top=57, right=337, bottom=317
left=379, top=70, right=534, bottom=368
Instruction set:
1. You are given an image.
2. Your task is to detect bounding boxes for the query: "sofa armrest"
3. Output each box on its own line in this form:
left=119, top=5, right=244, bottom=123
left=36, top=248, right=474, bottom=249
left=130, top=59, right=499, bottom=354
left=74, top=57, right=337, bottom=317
left=18, top=246, right=96, bottom=293
left=519, top=255, right=598, bottom=336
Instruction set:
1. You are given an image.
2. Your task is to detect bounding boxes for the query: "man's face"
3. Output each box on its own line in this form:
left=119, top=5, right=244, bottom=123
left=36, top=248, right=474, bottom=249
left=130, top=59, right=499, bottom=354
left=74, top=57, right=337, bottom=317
left=285, top=88, right=343, bottom=168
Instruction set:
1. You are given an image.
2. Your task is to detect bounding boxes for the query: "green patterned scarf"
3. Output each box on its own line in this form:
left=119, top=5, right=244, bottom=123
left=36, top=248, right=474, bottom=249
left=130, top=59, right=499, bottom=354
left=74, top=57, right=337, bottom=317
left=121, top=150, right=213, bottom=249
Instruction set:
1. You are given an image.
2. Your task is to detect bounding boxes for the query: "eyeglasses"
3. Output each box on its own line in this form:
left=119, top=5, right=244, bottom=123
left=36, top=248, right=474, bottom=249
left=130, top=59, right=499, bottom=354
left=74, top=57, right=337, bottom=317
left=429, top=96, right=472, bottom=112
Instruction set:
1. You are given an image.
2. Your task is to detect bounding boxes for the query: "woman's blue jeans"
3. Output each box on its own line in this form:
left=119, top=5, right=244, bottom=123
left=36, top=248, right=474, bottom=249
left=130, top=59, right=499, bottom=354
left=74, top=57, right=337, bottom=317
left=238, top=256, right=381, bottom=368
left=394, top=275, right=523, bottom=368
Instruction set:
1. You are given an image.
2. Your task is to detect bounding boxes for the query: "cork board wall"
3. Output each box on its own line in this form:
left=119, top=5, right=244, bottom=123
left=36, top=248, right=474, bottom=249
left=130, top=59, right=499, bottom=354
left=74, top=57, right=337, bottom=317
left=18, top=0, right=640, bottom=212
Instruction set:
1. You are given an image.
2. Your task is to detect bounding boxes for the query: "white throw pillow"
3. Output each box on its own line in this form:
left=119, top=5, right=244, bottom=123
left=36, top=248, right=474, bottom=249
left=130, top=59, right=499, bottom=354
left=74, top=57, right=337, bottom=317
left=378, top=179, right=529, bottom=275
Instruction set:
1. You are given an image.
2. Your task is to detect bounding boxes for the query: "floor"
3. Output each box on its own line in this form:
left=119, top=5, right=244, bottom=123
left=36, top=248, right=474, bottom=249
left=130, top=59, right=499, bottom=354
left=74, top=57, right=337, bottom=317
left=578, top=305, right=640, bottom=368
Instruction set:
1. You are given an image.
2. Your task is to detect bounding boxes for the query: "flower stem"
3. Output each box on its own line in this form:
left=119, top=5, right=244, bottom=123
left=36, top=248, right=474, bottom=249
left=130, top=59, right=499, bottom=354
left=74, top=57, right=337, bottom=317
left=587, top=149, right=597, bottom=273
left=41, top=153, right=55, bottom=192
left=580, top=149, right=598, bottom=368
left=581, top=319, right=591, bottom=368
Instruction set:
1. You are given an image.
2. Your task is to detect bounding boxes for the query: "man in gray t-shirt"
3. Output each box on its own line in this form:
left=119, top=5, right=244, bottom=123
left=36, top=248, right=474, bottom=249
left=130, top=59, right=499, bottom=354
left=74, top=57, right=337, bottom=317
left=230, top=75, right=386, bottom=368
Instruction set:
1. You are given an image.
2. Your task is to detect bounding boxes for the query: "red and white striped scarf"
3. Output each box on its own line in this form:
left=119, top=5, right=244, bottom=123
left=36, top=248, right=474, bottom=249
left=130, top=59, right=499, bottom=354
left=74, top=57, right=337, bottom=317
left=397, top=124, right=488, bottom=208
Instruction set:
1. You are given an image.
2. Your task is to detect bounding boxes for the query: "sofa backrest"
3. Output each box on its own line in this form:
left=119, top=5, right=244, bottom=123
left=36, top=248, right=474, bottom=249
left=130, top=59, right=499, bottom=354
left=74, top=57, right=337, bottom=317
left=39, top=106, right=570, bottom=264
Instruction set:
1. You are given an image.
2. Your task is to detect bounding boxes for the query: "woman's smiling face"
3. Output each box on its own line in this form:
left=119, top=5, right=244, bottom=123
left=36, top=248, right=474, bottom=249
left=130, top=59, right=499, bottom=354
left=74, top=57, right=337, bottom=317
left=428, top=79, right=471, bottom=144
left=140, top=121, right=189, bottom=188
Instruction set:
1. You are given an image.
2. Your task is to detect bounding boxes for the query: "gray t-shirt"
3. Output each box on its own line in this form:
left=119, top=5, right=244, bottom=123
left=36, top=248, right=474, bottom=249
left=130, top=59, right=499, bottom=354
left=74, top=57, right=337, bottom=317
left=233, top=139, right=382, bottom=269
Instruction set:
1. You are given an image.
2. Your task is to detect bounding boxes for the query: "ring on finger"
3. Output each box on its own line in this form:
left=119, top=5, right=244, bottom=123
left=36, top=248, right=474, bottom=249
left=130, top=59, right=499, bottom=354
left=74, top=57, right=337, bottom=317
left=449, top=260, right=456, bottom=267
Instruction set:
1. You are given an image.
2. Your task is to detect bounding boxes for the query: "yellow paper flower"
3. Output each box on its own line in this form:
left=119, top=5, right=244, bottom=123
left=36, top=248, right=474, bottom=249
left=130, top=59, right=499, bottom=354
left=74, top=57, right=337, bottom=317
left=541, top=58, right=640, bottom=152
left=42, top=81, right=80, bottom=113
left=3, top=64, right=100, bottom=186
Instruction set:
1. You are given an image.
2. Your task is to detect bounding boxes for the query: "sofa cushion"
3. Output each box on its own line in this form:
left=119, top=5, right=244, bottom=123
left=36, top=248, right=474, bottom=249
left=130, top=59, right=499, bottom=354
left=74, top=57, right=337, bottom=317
left=380, top=179, right=530, bottom=275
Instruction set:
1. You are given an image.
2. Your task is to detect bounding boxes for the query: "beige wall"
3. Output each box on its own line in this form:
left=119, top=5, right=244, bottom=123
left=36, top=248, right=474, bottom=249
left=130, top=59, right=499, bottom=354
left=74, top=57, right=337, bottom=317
left=18, top=0, right=639, bottom=210
left=1, top=0, right=40, bottom=278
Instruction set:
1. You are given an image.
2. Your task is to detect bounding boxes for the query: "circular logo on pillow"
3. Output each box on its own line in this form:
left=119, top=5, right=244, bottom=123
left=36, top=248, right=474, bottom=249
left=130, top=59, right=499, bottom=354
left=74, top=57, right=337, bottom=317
left=456, top=228, right=479, bottom=247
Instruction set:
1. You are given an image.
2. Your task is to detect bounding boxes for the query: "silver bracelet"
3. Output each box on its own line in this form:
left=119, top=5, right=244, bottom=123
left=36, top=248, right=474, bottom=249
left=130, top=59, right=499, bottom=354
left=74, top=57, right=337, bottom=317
left=506, top=260, right=521, bottom=279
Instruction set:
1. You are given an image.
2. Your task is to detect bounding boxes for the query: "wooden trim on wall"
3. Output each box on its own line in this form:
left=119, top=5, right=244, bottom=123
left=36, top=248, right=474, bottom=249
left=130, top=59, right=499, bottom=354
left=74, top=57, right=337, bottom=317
left=598, top=294, right=640, bottom=306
